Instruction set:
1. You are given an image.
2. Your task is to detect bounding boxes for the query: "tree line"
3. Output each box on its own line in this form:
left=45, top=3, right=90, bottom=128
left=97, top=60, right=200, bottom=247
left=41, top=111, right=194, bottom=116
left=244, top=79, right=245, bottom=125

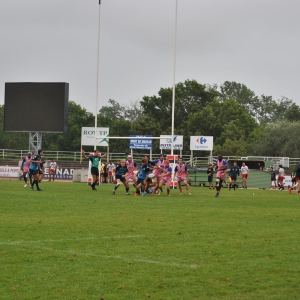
left=1, top=80, right=300, bottom=157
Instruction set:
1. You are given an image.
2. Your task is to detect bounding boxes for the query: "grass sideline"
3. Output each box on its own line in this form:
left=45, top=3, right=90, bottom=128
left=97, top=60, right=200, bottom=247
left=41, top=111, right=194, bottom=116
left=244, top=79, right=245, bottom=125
left=1, top=180, right=300, bottom=300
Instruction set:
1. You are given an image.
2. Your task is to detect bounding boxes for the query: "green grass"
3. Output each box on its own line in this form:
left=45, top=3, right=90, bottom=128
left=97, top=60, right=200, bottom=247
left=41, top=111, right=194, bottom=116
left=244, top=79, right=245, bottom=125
left=1, top=181, right=300, bottom=300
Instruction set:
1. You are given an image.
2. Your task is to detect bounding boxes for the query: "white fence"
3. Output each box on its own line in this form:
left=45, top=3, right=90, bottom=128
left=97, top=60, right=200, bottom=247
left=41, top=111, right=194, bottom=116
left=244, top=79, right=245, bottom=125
left=0, top=149, right=299, bottom=168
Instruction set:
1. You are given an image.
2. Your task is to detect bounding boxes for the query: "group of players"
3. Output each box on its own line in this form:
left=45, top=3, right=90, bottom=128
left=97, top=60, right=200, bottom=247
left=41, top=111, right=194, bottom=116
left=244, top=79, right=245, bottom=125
left=20, top=148, right=300, bottom=196
left=82, top=150, right=192, bottom=196
left=82, top=150, right=255, bottom=197
left=20, top=150, right=57, bottom=191
left=207, top=160, right=251, bottom=194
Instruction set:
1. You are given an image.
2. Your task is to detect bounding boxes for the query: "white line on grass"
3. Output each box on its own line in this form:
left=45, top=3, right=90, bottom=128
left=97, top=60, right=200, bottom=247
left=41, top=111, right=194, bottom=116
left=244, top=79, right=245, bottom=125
left=0, top=235, right=198, bottom=269
left=0, top=235, right=145, bottom=245
left=31, top=245, right=198, bottom=269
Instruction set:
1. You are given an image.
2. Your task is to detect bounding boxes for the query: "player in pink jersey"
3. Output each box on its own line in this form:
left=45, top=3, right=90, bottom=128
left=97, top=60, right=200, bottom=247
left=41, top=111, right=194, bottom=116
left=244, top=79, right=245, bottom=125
left=152, top=154, right=164, bottom=194
left=174, top=157, right=192, bottom=195
left=157, top=160, right=172, bottom=196
left=21, top=152, right=32, bottom=187
left=125, top=155, right=137, bottom=186
left=215, top=154, right=228, bottom=197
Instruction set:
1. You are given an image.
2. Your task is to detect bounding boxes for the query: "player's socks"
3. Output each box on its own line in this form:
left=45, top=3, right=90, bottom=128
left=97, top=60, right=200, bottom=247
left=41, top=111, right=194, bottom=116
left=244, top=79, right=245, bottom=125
left=33, top=180, right=38, bottom=188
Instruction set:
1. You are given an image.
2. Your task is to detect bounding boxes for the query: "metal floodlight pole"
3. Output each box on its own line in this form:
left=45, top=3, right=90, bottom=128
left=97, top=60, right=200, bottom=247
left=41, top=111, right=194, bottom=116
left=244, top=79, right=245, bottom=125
left=94, top=1, right=102, bottom=149
left=171, top=0, right=178, bottom=156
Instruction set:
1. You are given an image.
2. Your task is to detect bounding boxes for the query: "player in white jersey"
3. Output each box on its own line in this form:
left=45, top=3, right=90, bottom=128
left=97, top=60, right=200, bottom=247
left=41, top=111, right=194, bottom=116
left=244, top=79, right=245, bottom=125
left=240, top=162, right=250, bottom=189
left=125, top=155, right=137, bottom=186
left=107, top=161, right=115, bottom=183
left=277, top=164, right=285, bottom=191
left=49, top=158, right=57, bottom=182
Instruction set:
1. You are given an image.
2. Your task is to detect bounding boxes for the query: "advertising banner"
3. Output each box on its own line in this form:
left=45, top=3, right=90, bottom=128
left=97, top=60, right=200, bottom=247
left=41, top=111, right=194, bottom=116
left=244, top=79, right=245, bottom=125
left=0, top=166, right=20, bottom=178
left=43, top=167, right=75, bottom=180
left=160, top=135, right=183, bottom=150
left=190, top=136, right=214, bottom=151
left=129, top=134, right=152, bottom=150
left=81, top=127, right=109, bottom=146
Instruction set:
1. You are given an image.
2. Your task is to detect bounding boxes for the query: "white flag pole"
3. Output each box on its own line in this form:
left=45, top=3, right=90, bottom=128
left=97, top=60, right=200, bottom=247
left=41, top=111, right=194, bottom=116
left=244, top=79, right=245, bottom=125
left=94, top=1, right=102, bottom=149
left=171, top=0, right=178, bottom=156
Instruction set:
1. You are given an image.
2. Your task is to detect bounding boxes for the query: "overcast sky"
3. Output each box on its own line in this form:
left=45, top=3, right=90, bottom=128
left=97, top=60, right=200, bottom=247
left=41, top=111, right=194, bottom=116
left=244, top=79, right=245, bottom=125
left=1, top=0, right=299, bottom=114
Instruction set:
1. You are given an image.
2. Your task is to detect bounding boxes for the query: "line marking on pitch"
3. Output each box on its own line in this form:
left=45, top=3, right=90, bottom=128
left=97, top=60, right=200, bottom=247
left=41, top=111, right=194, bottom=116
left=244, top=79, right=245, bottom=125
left=30, top=245, right=198, bottom=269
left=0, top=235, right=145, bottom=246
left=0, top=235, right=198, bottom=269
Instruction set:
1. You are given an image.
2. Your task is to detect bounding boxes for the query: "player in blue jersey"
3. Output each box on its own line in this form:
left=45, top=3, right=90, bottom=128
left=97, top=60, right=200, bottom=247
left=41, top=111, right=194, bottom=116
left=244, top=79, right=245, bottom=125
left=112, top=159, right=129, bottom=195
left=29, top=149, right=44, bottom=191
left=134, top=158, right=150, bottom=196
left=144, top=155, right=156, bottom=194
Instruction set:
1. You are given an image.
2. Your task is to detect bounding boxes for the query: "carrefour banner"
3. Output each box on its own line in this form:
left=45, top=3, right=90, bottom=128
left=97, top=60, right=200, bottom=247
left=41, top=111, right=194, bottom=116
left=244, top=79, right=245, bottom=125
left=81, top=127, right=109, bottom=146
left=160, top=135, right=183, bottom=150
left=190, top=136, right=213, bottom=151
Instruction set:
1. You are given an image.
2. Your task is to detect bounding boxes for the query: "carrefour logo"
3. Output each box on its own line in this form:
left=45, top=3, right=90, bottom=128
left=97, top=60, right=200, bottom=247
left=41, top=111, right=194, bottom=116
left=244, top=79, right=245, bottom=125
left=196, top=137, right=207, bottom=144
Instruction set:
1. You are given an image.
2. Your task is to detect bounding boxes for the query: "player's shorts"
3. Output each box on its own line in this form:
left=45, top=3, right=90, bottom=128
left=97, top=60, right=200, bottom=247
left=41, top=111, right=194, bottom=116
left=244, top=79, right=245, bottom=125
left=242, top=174, right=248, bottom=179
left=126, top=173, right=136, bottom=181
left=23, top=167, right=29, bottom=173
left=216, top=171, right=226, bottom=181
left=108, top=171, right=113, bottom=176
left=230, top=176, right=237, bottom=181
left=161, top=176, right=171, bottom=184
left=278, top=176, right=284, bottom=182
left=137, top=177, right=145, bottom=185
left=208, top=176, right=213, bottom=182
left=50, top=169, right=56, bottom=174
left=91, top=167, right=99, bottom=176
left=153, top=170, right=162, bottom=178
left=116, top=174, right=126, bottom=182
left=29, top=169, right=39, bottom=176
left=177, top=175, right=187, bottom=182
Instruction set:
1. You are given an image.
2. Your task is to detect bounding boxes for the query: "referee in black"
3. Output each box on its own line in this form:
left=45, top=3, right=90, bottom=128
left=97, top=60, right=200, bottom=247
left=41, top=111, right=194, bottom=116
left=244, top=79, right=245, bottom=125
left=229, top=161, right=240, bottom=191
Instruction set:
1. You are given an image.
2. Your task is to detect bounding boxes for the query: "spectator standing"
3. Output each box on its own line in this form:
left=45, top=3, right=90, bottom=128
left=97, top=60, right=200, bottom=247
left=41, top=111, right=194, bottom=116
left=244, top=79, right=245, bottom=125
left=268, top=167, right=276, bottom=189
left=107, top=161, right=115, bottom=183
left=277, top=165, right=285, bottom=191
left=240, top=162, right=250, bottom=189
left=49, top=158, right=57, bottom=182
